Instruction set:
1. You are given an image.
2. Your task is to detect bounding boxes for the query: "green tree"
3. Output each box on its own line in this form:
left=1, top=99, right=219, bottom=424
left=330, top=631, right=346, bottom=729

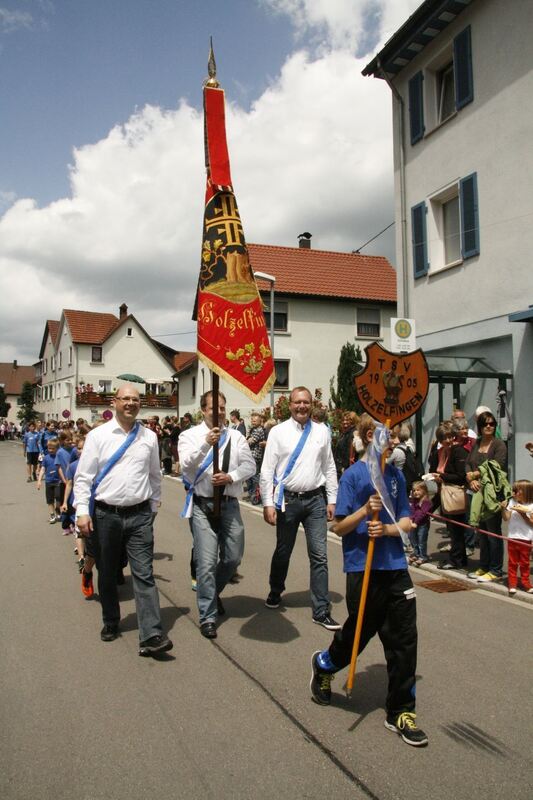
left=17, top=381, right=36, bottom=425
left=330, top=342, right=363, bottom=412
left=0, top=385, right=10, bottom=417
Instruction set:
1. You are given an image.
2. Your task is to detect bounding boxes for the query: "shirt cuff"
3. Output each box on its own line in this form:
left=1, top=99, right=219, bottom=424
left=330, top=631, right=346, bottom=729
left=76, top=504, right=90, bottom=517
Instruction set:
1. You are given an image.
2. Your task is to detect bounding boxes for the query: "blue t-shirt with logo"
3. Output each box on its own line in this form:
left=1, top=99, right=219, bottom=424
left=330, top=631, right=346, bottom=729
left=336, top=460, right=410, bottom=572
left=23, top=430, right=41, bottom=453
left=42, top=453, right=60, bottom=484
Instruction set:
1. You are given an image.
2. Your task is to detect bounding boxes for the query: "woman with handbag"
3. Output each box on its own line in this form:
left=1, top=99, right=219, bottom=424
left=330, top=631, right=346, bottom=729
left=466, top=410, right=508, bottom=582
left=428, top=422, right=469, bottom=571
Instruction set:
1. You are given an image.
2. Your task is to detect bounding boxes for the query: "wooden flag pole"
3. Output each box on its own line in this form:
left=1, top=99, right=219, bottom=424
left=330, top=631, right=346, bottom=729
left=211, top=372, right=222, bottom=519
left=346, top=418, right=391, bottom=697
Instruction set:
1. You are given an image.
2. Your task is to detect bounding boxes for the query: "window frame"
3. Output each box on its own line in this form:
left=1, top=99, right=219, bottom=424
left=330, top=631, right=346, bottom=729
left=356, top=307, right=381, bottom=339
left=262, top=298, right=289, bottom=333
left=91, top=346, right=103, bottom=364
left=273, top=359, right=290, bottom=390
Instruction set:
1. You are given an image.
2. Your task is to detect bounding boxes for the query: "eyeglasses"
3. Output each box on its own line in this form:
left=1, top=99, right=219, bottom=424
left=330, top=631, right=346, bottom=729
left=483, top=421, right=496, bottom=428
left=116, top=397, right=140, bottom=404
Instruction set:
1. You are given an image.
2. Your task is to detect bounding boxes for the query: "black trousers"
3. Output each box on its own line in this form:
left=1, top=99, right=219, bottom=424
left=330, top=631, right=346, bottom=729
left=447, top=513, right=467, bottom=567
left=329, top=569, right=418, bottom=716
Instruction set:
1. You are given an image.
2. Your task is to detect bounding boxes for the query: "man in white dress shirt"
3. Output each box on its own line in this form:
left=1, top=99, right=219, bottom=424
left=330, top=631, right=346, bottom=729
left=75, top=384, right=173, bottom=656
left=178, top=390, right=255, bottom=639
left=260, top=386, right=340, bottom=629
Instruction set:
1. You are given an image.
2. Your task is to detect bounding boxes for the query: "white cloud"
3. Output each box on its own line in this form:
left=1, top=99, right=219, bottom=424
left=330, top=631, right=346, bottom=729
left=0, top=8, right=33, bottom=33
left=0, top=1, right=420, bottom=364
left=262, top=0, right=421, bottom=55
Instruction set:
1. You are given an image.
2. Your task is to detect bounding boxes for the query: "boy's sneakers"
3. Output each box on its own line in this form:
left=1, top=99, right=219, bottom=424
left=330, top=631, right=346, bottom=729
left=312, top=613, right=341, bottom=630
left=49, top=514, right=56, bottom=524
left=477, top=572, right=500, bottom=583
left=310, top=651, right=334, bottom=705
left=138, top=634, right=173, bottom=657
left=384, top=712, right=428, bottom=747
left=265, top=592, right=281, bottom=608
left=81, top=571, right=94, bottom=598
left=508, top=587, right=517, bottom=597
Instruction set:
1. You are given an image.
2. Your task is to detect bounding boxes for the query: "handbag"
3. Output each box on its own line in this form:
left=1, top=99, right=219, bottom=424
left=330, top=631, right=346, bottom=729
left=440, top=483, right=466, bottom=515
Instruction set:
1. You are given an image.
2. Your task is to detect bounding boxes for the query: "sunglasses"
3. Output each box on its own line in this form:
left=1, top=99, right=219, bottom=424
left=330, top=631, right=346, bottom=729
left=483, top=421, right=496, bottom=427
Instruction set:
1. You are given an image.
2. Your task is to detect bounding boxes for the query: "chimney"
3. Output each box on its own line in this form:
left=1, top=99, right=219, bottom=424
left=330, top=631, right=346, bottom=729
left=298, top=232, right=312, bottom=249
left=119, top=303, right=128, bottom=320
left=13, top=359, right=17, bottom=369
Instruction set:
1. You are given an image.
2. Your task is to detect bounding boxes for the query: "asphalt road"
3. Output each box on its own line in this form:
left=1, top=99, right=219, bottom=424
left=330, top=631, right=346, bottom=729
left=1, top=441, right=532, bottom=800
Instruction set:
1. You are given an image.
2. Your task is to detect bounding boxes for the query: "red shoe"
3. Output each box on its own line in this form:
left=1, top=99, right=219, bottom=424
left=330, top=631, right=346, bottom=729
left=81, top=571, right=94, bottom=598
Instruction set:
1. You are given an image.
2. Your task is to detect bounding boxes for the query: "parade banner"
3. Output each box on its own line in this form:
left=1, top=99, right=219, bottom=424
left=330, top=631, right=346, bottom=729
left=194, top=46, right=275, bottom=403
left=355, top=342, right=429, bottom=425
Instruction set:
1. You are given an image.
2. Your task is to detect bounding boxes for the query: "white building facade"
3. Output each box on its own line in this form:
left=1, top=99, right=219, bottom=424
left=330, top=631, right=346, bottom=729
left=364, top=0, right=533, bottom=477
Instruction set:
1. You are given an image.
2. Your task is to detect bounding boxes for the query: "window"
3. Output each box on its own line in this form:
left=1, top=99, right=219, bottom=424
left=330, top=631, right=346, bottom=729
left=357, top=308, right=380, bottom=338
left=412, top=172, right=479, bottom=277
left=51, top=356, right=55, bottom=371
left=191, top=376, right=196, bottom=398
left=98, top=380, right=112, bottom=393
left=68, top=346, right=72, bottom=366
left=437, top=62, right=455, bottom=123
left=43, top=359, right=48, bottom=375
left=58, top=351, right=62, bottom=370
left=263, top=299, right=288, bottom=332
left=409, top=26, right=473, bottom=144
left=127, top=327, right=133, bottom=337
left=442, top=195, right=460, bottom=264
left=57, top=383, right=61, bottom=398
left=274, top=359, right=289, bottom=389
left=91, top=346, right=103, bottom=363
left=408, top=71, right=425, bottom=145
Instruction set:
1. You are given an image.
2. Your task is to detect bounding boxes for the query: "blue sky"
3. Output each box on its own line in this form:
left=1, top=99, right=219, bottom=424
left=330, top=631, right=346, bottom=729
left=0, top=0, right=293, bottom=206
left=0, top=0, right=420, bottom=363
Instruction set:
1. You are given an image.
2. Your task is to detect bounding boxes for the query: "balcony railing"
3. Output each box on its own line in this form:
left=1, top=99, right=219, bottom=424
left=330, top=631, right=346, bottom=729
left=76, top=392, right=176, bottom=408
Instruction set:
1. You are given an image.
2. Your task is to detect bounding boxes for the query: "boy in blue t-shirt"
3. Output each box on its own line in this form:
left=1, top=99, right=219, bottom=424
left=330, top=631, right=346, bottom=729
left=23, top=422, right=41, bottom=482
left=37, top=438, right=62, bottom=522
left=310, top=414, right=428, bottom=747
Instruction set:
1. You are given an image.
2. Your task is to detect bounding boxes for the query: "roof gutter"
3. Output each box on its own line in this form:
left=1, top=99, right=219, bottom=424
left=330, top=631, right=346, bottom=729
left=376, top=58, right=409, bottom=318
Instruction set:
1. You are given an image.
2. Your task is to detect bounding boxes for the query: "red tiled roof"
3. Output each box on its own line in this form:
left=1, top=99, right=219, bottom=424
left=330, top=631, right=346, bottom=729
left=0, top=362, right=36, bottom=394
left=48, top=320, right=60, bottom=347
left=247, top=243, right=396, bottom=302
left=63, top=310, right=119, bottom=344
left=173, top=352, right=197, bottom=374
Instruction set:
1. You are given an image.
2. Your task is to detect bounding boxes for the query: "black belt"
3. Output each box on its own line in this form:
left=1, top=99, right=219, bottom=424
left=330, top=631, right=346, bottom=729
left=193, top=495, right=235, bottom=505
left=95, top=500, right=151, bottom=515
left=284, top=487, right=325, bottom=501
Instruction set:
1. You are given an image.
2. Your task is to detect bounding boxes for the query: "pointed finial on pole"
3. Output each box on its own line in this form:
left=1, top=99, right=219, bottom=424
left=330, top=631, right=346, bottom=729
left=204, top=37, right=220, bottom=88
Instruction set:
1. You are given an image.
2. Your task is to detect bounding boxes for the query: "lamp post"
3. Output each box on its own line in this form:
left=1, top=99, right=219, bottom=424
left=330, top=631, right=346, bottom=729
left=254, top=270, right=276, bottom=414
left=171, top=373, right=180, bottom=420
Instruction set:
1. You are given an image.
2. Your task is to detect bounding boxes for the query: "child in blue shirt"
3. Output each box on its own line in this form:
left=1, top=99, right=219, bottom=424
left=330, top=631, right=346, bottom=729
left=23, top=422, right=41, bottom=482
left=310, top=414, right=428, bottom=747
left=36, top=438, right=61, bottom=523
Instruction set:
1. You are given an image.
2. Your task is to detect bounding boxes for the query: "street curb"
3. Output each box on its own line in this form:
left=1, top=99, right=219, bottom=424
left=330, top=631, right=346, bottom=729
left=414, top=561, right=533, bottom=606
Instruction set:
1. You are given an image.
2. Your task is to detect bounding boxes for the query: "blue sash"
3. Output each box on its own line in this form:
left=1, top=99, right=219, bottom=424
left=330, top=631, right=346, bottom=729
left=274, top=420, right=312, bottom=511
left=181, top=430, right=228, bottom=519
left=89, top=422, right=140, bottom=516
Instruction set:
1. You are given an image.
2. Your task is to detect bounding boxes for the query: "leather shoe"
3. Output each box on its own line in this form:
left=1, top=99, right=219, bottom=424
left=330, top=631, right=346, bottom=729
left=201, top=622, right=217, bottom=639
left=100, top=624, right=119, bottom=642
left=217, top=596, right=225, bottom=616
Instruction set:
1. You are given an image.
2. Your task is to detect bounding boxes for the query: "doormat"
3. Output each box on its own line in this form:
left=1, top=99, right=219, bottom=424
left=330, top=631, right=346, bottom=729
left=416, top=578, right=476, bottom=593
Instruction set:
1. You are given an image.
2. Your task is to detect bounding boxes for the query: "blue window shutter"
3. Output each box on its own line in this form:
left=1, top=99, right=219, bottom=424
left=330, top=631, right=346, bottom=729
left=460, top=172, right=479, bottom=258
left=454, top=26, right=474, bottom=110
left=411, top=201, right=429, bottom=277
left=408, top=71, right=425, bottom=145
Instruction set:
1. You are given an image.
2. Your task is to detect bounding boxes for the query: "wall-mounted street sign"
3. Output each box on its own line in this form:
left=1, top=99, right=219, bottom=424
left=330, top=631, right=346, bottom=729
left=390, top=317, right=416, bottom=354
left=355, top=342, right=429, bottom=425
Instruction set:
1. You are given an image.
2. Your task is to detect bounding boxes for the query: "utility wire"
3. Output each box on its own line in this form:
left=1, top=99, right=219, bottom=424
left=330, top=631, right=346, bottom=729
left=352, top=221, right=395, bottom=253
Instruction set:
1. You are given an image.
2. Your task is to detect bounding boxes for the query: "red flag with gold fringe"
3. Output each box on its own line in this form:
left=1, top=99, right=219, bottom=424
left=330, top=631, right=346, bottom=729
left=193, top=44, right=275, bottom=403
